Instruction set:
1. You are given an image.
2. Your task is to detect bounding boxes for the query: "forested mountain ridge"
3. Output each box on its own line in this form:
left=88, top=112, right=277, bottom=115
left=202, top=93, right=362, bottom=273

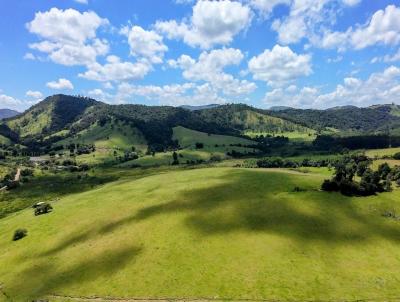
left=4, top=95, right=99, bottom=139
left=1, top=94, right=400, bottom=152
left=267, top=104, right=400, bottom=134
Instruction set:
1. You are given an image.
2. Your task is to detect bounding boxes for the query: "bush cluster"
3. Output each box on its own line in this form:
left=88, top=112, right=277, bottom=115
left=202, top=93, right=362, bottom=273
left=13, top=229, right=27, bottom=241
left=255, top=157, right=338, bottom=168
left=321, top=155, right=397, bottom=196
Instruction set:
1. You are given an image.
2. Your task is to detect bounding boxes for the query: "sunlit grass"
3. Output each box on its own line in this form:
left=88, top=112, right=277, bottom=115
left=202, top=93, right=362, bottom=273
left=1, top=167, right=400, bottom=300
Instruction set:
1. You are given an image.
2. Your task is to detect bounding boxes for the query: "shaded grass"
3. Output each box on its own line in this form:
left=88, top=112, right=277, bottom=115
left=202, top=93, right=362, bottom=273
left=1, top=168, right=400, bottom=300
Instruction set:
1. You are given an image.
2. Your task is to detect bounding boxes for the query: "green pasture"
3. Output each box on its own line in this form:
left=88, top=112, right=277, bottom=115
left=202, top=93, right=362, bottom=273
left=1, top=167, right=400, bottom=300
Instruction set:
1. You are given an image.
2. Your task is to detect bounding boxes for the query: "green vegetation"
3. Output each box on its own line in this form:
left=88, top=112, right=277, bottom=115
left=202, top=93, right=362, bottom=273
left=365, top=147, right=400, bottom=158
left=0, top=168, right=118, bottom=218
left=173, top=126, right=253, bottom=149
left=1, top=167, right=400, bottom=300
left=245, top=130, right=316, bottom=141
left=321, top=154, right=395, bottom=196
left=0, top=134, right=11, bottom=145
left=268, top=104, right=400, bottom=134
left=2, top=95, right=400, bottom=301
left=57, top=119, right=147, bottom=151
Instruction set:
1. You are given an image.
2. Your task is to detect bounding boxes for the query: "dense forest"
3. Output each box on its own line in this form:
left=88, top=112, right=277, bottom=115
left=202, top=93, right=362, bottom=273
left=267, top=105, right=400, bottom=134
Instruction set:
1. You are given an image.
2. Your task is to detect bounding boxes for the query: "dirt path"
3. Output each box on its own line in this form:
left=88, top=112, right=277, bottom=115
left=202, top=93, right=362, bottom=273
left=13, top=168, right=21, bottom=182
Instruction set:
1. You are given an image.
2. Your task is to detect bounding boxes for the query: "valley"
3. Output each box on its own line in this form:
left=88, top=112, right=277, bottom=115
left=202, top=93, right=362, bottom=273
left=1, top=95, right=400, bottom=301
left=1, top=167, right=400, bottom=301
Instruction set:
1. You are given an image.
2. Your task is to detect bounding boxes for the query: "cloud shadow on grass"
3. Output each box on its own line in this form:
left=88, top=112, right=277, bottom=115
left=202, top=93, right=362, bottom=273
left=39, top=168, right=400, bottom=261
left=131, top=169, right=400, bottom=244
left=10, top=245, right=142, bottom=300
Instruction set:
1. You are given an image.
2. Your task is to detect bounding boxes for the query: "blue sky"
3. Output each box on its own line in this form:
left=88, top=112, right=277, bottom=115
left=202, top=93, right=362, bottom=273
left=0, top=0, right=399, bottom=111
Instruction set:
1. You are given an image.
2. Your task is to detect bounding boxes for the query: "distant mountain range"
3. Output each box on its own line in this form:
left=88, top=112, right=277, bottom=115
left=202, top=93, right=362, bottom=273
left=179, top=104, right=220, bottom=111
left=1, top=94, right=400, bottom=152
left=269, top=106, right=293, bottom=111
left=0, top=109, right=19, bottom=120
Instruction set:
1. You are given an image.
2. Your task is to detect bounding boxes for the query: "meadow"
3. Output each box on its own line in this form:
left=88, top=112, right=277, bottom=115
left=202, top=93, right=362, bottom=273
left=1, top=166, right=400, bottom=301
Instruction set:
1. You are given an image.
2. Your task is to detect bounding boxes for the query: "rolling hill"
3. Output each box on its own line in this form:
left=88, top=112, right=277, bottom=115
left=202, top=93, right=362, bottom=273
left=1, top=167, right=400, bottom=300
left=5, top=95, right=99, bottom=139
left=1, top=95, right=400, bottom=157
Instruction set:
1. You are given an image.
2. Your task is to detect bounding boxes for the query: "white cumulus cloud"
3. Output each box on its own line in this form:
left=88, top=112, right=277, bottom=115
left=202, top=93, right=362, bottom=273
left=249, top=0, right=291, bottom=16
left=264, top=66, right=400, bottom=108
left=169, top=48, right=256, bottom=96
left=121, top=25, right=168, bottom=64
left=321, top=5, right=400, bottom=51
left=27, top=8, right=109, bottom=66
left=0, top=94, right=23, bottom=110
left=155, top=0, right=252, bottom=49
left=26, top=90, right=43, bottom=99
left=46, top=78, right=74, bottom=90
left=248, top=45, right=312, bottom=86
left=79, top=55, right=151, bottom=82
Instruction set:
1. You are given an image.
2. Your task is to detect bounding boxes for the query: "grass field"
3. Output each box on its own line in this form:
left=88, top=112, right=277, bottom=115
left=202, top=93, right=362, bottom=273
left=365, top=147, right=400, bottom=158
left=119, top=149, right=217, bottom=167
left=57, top=120, right=147, bottom=151
left=1, top=167, right=400, bottom=301
left=372, top=159, right=400, bottom=169
left=173, top=126, right=253, bottom=149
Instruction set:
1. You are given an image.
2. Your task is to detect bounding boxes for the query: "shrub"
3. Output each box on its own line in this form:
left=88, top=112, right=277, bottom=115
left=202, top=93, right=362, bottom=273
left=378, top=163, right=391, bottom=179
left=172, top=151, right=179, bottom=165
left=339, top=179, right=361, bottom=196
left=321, top=179, right=339, bottom=192
left=195, top=142, right=204, bottom=149
left=79, top=164, right=89, bottom=171
left=62, top=159, right=75, bottom=166
left=210, top=154, right=222, bottom=162
left=393, top=152, right=400, bottom=160
left=6, top=181, right=19, bottom=190
left=21, top=168, right=34, bottom=177
left=13, top=229, right=27, bottom=241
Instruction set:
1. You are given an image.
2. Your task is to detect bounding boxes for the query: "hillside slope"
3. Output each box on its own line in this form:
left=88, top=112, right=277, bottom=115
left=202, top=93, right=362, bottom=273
left=1, top=168, right=400, bottom=300
left=268, top=104, right=400, bottom=134
left=5, top=95, right=99, bottom=138
left=2, top=95, right=400, bottom=153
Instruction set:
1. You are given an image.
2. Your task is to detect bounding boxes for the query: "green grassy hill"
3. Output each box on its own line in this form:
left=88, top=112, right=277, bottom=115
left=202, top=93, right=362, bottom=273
left=191, top=104, right=316, bottom=139
left=0, top=134, right=11, bottom=145
left=233, top=110, right=316, bottom=138
left=173, top=126, right=253, bottom=148
left=1, top=167, right=400, bottom=301
left=56, top=119, right=147, bottom=151
left=2, top=95, right=400, bottom=163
